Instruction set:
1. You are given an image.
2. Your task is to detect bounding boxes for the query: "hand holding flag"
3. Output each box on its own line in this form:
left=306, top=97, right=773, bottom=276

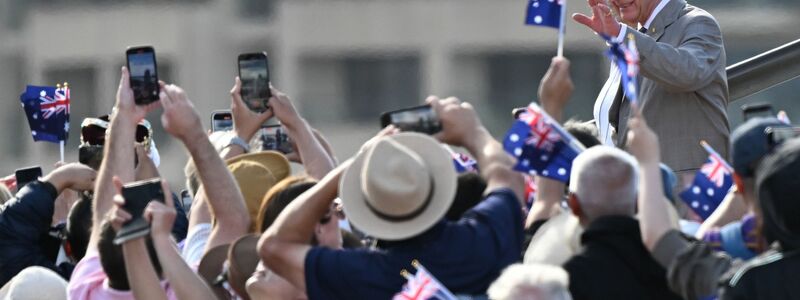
left=679, top=141, right=734, bottom=220
left=605, top=34, right=640, bottom=105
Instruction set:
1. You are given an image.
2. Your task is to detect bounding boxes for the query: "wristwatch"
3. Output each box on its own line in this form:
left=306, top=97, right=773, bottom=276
left=224, top=136, right=251, bottom=153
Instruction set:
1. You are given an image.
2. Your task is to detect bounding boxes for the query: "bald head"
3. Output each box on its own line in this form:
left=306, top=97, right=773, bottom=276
left=569, top=146, right=638, bottom=222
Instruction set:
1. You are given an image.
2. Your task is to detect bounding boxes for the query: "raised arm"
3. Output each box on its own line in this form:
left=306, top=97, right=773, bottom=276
left=159, top=83, right=250, bottom=250
left=529, top=56, right=574, bottom=224
left=146, top=180, right=216, bottom=300
left=430, top=97, right=524, bottom=202
left=89, top=67, right=159, bottom=250
left=221, top=77, right=272, bottom=160
left=268, top=86, right=335, bottom=180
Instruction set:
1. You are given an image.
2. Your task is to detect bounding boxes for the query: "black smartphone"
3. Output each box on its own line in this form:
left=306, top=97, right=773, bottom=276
left=742, top=103, right=774, bottom=121
left=126, top=46, right=160, bottom=105
left=211, top=110, right=234, bottom=132
left=260, top=124, right=292, bottom=154
left=113, top=178, right=165, bottom=245
left=238, top=52, right=271, bottom=113
left=15, top=166, right=42, bottom=190
left=380, top=104, right=443, bottom=135
left=766, top=126, right=800, bottom=147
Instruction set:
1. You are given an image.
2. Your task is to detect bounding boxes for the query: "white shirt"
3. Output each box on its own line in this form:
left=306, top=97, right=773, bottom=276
left=614, top=0, right=671, bottom=42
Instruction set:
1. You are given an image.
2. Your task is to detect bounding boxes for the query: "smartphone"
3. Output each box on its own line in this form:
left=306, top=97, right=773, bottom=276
left=113, top=178, right=165, bottom=245
left=380, top=104, right=443, bottom=135
left=126, top=46, right=160, bottom=105
left=742, top=103, right=775, bottom=121
left=238, top=52, right=271, bottom=113
left=211, top=110, right=234, bottom=132
left=260, top=124, right=292, bottom=154
left=15, top=166, right=42, bottom=190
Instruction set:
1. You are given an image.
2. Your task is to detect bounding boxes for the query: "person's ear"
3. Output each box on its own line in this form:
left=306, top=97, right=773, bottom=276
left=733, top=173, right=745, bottom=195
left=567, top=193, right=582, bottom=218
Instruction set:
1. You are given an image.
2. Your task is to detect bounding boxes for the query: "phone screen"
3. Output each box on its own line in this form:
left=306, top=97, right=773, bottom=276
left=15, top=166, right=42, bottom=190
left=127, top=47, right=159, bottom=105
left=238, top=53, right=270, bottom=113
left=212, top=112, right=234, bottom=132
left=260, top=125, right=292, bottom=154
left=381, top=105, right=442, bottom=135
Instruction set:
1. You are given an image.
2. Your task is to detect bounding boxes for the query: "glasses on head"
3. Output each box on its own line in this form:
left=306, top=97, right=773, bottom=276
left=319, top=201, right=345, bottom=225
left=80, top=115, right=152, bottom=148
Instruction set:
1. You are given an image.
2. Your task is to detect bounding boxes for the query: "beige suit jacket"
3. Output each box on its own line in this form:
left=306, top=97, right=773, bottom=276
left=609, top=0, right=730, bottom=172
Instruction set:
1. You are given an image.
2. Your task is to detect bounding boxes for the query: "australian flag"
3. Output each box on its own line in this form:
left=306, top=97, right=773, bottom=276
left=679, top=144, right=733, bottom=220
left=503, top=103, right=582, bottom=183
left=20, top=85, right=70, bottom=143
left=451, top=151, right=478, bottom=173
left=393, top=263, right=456, bottom=300
left=525, top=0, right=563, bottom=28
left=606, top=35, right=640, bottom=104
left=524, top=174, right=537, bottom=211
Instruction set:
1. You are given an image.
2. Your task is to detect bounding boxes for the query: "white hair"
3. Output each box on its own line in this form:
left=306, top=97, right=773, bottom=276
left=488, top=264, right=573, bottom=300
left=568, top=146, right=638, bottom=220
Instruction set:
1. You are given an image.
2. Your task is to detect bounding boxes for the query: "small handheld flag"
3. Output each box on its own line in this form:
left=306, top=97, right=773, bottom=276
left=524, top=174, right=537, bottom=211
left=778, top=110, right=791, bottom=124
left=20, top=83, right=71, bottom=161
left=525, top=0, right=568, bottom=57
left=503, top=102, right=584, bottom=183
left=394, top=261, right=457, bottom=300
left=446, top=146, right=478, bottom=173
left=679, top=141, right=734, bottom=220
left=605, top=34, right=640, bottom=105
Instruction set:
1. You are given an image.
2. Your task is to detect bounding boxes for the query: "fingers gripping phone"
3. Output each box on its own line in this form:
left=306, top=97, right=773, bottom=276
left=113, top=178, right=165, bottom=245
left=380, top=104, right=443, bottom=135
left=238, top=52, right=271, bottom=113
left=126, top=46, right=160, bottom=105
left=211, top=110, right=234, bottom=132
left=15, top=166, right=43, bottom=190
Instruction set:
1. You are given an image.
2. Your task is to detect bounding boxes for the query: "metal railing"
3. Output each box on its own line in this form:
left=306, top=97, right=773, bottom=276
left=727, top=38, right=800, bottom=102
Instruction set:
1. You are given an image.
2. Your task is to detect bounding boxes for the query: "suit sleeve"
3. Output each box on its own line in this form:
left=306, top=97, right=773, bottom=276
left=630, top=14, right=725, bottom=92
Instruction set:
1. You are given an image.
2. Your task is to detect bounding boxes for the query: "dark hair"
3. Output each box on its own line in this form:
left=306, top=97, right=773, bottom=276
left=257, top=176, right=316, bottom=233
left=445, top=173, right=488, bottom=220
left=98, top=222, right=163, bottom=290
left=66, top=193, right=93, bottom=261
left=564, top=119, right=601, bottom=148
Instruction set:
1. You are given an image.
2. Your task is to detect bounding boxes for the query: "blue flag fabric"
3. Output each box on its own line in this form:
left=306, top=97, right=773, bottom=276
left=679, top=150, right=733, bottom=220
left=503, top=103, right=581, bottom=183
left=525, top=0, right=562, bottom=29
left=452, top=152, right=478, bottom=174
left=606, top=36, right=640, bottom=104
left=20, top=85, right=70, bottom=143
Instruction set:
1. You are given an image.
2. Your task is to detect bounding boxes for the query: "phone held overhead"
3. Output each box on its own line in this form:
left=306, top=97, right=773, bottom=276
left=113, top=178, right=166, bottom=245
left=238, top=52, right=271, bottom=113
left=380, top=104, right=443, bottom=135
left=126, top=46, right=160, bottom=105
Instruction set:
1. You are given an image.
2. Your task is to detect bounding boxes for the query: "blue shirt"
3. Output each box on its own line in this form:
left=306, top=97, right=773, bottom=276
left=304, top=188, right=523, bottom=299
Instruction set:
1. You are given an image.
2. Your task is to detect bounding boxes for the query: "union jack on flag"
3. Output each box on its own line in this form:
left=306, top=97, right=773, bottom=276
left=605, top=34, right=640, bottom=104
left=20, top=84, right=71, bottom=143
left=524, top=174, right=537, bottom=211
left=394, top=262, right=457, bottom=300
left=503, top=102, right=583, bottom=183
left=679, top=142, right=733, bottom=220
left=447, top=147, right=478, bottom=173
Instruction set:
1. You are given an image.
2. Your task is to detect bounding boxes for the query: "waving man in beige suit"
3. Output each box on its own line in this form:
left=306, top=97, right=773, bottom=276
left=574, top=0, right=730, bottom=182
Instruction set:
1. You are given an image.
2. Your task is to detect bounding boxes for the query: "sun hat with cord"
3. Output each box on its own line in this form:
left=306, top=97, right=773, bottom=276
left=339, top=132, right=457, bottom=241
left=225, top=151, right=291, bottom=232
left=0, top=266, right=68, bottom=300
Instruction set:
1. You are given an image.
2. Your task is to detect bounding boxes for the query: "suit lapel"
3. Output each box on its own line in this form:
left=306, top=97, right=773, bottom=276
left=646, top=0, right=687, bottom=41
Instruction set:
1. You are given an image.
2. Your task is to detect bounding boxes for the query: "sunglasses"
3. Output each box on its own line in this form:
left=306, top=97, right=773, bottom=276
left=320, top=201, right=345, bottom=225
left=80, top=116, right=152, bottom=148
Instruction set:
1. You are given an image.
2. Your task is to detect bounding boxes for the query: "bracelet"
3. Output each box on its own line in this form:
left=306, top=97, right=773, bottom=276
left=225, top=136, right=251, bottom=153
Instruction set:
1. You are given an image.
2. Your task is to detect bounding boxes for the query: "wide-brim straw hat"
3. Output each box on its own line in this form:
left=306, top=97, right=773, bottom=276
left=226, top=151, right=291, bottom=231
left=339, top=132, right=456, bottom=241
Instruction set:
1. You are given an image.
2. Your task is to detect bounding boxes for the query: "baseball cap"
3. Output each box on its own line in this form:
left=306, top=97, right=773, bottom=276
left=755, top=138, right=800, bottom=250
left=731, top=117, right=789, bottom=177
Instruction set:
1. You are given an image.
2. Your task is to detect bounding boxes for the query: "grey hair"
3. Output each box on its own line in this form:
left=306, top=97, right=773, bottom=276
left=568, top=146, right=638, bottom=221
left=488, top=264, right=573, bottom=300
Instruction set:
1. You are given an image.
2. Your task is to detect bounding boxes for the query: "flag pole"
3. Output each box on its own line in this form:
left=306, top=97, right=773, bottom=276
left=557, top=0, right=567, bottom=57
left=700, top=140, right=732, bottom=170
left=59, top=140, right=64, bottom=163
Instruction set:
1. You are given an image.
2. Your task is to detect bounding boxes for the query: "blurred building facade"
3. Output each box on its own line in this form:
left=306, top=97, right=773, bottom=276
left=0, top=0, right=798, bottom=186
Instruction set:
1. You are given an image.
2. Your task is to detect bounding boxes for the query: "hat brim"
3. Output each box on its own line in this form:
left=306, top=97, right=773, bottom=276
left=227, top=234, right=260, bottom=299
left=197, top=244, right=232, bottom=300
left=339, top=133, right=457, bottom=241
left=226, top=151, right=291, bottom=181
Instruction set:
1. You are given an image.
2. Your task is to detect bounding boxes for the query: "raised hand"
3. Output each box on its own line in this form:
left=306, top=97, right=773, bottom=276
left=572, top=1, right=621, bottom=38
left=115, top=67, right=160, bottom=124
left=44, top=162, right=97, bottom=192
left=429, top=96, right=487, bottom=149
left=160, top=83, right=205, bottom=143
left=538, top=57, right=574, bottom=121
left=107, top=177, right=133, bottom=232
left=231, top=77, right=272, bottom=141
left=144, top=180, right=176, bottom=240
left=267, top=86, right=303, bottom=130
left=626, top=104, right=660, bottom=165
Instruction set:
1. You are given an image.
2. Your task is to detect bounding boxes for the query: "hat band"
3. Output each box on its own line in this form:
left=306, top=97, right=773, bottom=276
left=363, top=175, right=435, bottom=222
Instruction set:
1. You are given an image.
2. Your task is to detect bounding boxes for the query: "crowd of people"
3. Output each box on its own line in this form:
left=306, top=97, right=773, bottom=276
left=1, top=0, right=799, bottom=299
